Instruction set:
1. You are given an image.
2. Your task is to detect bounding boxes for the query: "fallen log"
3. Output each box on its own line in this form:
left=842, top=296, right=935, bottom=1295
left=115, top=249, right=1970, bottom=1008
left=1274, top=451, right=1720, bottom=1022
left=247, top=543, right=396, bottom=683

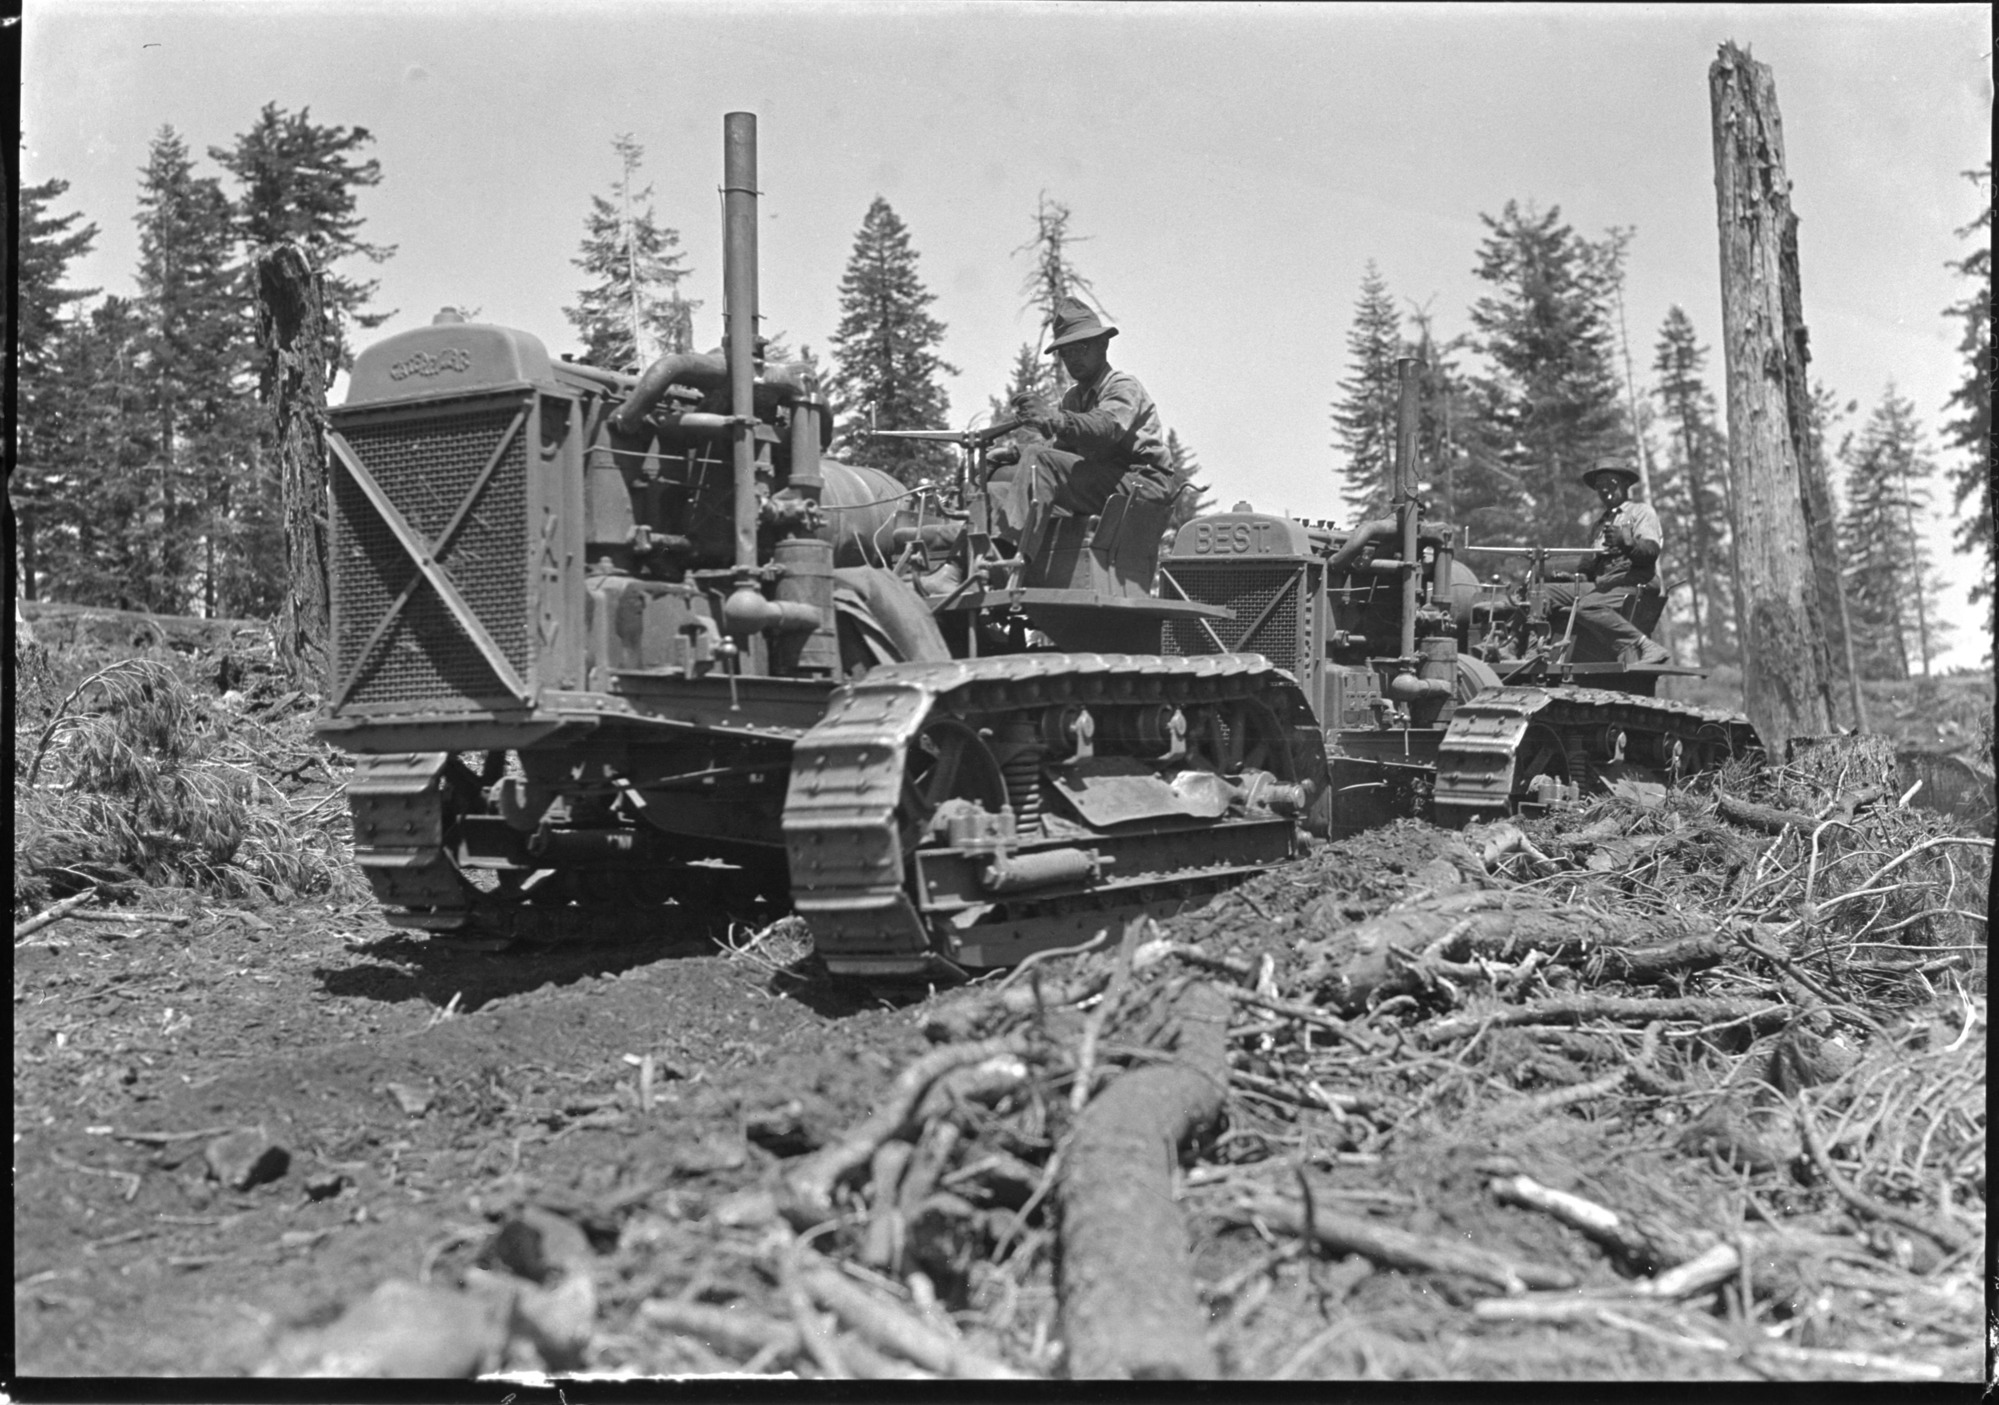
left=1716, top=791, right=1815, bottom=834
left=1058, top=979, right=1230, bottom=1380
left=1298, top=901, right=1731, bottom=1014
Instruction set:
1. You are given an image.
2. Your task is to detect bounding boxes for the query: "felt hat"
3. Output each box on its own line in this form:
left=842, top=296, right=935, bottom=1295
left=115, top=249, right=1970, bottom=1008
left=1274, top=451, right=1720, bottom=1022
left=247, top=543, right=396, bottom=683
left=1044, top=297, right=1118, bottom=354
left=1581, top=459, right=1641, bottom=491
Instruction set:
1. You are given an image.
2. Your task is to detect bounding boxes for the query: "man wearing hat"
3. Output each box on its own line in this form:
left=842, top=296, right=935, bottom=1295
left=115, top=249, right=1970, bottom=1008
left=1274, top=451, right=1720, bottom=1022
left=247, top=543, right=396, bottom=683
left=990, top=297, right=1177, bottom=561
left=1544, top=459, right=1671, bottom=667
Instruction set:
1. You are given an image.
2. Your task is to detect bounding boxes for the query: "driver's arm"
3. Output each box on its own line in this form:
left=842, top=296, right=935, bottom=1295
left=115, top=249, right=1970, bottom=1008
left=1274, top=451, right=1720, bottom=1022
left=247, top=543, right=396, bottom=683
left=1596, top=508, right=1662, bottom=589
left=1039, top=374, right=1159, bottom=462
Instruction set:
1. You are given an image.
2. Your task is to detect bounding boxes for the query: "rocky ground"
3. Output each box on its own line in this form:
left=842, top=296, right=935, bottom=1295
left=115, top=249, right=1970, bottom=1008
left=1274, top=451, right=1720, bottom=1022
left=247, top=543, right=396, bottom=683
left=10, top=615, right=1991, bottom=1388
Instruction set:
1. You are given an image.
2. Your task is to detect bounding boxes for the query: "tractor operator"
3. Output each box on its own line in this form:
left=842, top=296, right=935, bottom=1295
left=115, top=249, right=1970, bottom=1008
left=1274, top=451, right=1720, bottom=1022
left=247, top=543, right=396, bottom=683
left=1545, top=459, right=1672, bottom=668
left=989, top=297, right=1177, bottom=561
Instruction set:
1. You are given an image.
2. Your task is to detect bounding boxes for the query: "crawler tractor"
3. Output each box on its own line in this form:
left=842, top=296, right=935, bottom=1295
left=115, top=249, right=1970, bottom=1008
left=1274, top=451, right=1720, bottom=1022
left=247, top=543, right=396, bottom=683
left=318, top=114, right=1756, bottom=979
left=1153, top=359, right=1760, bottom=830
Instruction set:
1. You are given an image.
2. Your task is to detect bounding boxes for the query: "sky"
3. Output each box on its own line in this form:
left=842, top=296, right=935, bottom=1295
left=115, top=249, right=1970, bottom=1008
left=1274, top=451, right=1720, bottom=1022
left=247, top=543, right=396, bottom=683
left=20, top=0, right=1994, bottom=669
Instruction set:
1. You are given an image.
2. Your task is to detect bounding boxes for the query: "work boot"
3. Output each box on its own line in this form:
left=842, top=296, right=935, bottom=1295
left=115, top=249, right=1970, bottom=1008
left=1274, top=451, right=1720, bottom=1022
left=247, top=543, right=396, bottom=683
left=1621, top=639, right=1671, bottom=668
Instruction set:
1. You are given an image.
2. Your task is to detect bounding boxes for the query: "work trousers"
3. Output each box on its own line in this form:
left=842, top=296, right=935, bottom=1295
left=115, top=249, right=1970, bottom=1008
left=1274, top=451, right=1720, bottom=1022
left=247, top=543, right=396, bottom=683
left=988, top=445, right=1173, bottom=546
left=1541, top=581, right=1651, bottom=654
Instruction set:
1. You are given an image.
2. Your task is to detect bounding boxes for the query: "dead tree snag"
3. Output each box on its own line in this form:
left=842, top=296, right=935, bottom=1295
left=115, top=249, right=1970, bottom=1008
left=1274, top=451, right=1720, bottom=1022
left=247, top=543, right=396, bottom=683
left=1709, top=43, right=1842, bottom=754
left=256, top=243, right=333, bottom=695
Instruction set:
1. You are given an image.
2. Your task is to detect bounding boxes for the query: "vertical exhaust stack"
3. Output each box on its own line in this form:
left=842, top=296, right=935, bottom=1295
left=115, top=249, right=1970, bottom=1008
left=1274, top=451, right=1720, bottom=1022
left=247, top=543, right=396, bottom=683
left=723, top=112, right=760, bottom=572
left=1393, top=356, right=1422, bottom=660
left=716, top=112, right=837, bottom=674
left=1389, top=355, right=1455, bottom=724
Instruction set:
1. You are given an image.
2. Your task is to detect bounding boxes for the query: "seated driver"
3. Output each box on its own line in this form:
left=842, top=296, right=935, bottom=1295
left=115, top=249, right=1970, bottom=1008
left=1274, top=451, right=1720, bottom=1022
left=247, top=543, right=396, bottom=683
left=1544, top=459, right=1671, bottom=667
left=990, top=298, right=1176, bottom=561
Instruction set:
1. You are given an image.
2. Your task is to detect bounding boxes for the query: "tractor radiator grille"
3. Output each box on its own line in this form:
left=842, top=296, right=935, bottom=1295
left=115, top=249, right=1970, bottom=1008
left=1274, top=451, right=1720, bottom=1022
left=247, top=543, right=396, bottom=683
left=1161, top=561, right=1304, bottom=673
left=331, top=404, right=532, bottom=709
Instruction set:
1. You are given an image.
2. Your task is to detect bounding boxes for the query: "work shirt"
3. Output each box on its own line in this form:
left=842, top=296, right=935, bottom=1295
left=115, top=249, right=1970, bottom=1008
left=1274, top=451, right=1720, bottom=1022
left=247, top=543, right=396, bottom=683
left=1593, top=498, right=1664, bottom=587
left=1053, top=366, right=1172, bottom=479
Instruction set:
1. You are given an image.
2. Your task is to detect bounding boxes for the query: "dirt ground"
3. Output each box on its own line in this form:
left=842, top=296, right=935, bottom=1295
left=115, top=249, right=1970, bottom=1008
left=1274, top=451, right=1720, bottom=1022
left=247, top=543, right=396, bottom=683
left=10, top=623, right=1991, bottom=1388
left=12, top=898, right=918, bottom=1377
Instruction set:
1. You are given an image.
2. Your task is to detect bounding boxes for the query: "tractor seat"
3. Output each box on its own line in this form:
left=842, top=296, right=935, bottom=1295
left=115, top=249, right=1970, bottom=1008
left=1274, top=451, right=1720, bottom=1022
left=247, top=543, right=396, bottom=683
left=1620, top=583, right=1666, bottom=637
left=1019, top=486, right=1183, bottom=598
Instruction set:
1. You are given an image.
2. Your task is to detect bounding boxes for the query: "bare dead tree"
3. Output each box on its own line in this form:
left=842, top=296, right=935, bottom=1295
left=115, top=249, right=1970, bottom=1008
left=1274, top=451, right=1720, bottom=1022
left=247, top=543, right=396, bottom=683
left=256, top=243, right=332, bottom=693
left=1709, top=43, right=1842, bottom=754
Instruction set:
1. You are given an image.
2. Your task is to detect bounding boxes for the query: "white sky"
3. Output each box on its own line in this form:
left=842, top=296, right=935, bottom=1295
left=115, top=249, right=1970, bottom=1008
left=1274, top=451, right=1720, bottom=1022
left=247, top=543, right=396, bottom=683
left=21, top=0, right=1994, bottom=670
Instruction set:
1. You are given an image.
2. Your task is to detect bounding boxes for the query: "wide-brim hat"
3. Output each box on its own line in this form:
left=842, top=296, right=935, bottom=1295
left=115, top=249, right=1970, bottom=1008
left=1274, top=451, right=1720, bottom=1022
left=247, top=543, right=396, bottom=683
left=1044, top=297, right=1118, bottom=354
left=1581, top=461, right=1641, bottom=490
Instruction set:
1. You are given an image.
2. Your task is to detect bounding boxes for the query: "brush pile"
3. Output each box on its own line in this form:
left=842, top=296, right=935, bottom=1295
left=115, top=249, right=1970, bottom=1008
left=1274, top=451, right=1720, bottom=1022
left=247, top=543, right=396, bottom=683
left=619, top=748, right=1985, bottom=1381
left=12, top=623, right=361, bottom=915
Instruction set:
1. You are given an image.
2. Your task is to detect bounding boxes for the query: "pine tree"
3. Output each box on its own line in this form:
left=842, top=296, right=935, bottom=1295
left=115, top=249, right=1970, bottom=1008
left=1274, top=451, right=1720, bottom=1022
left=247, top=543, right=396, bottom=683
left=211, top=102, right=396, bottom=372
left=132, top=128, right=243, bottom=612
left=1163, top=430, right=1216, bottom=535
left=1459, top=201, right=1632, bottom=544
left=1838, top=386, right=1948, bottom=679
left=56, top=297, right=160, bottom=609
left=826, top=197, right=958, bottom=485
left=1651, top=306, right=1735, bottom=666
left=563, top=134, right=698, bottom=372
left=12, top=179, right=100, bottom=600
left=1942, top=162, right=1992, bottom=643
left=16, top=180, right=100, bottom=380
left=1330, top=262, right=1401, bottom=522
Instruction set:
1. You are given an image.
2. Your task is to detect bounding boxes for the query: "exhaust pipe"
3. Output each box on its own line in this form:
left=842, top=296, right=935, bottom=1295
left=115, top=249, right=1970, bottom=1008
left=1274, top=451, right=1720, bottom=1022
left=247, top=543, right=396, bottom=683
left=724, top=112, right=759, bottom=572
left=1393, top=356, right=1422, bottom=660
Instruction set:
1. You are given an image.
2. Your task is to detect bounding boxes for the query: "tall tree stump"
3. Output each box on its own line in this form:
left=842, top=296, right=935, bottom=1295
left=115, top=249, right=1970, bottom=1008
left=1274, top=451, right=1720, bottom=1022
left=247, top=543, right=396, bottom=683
left=256, top=243, right=332, bottom=694
left=1709, top=43, right=1841, bottom=755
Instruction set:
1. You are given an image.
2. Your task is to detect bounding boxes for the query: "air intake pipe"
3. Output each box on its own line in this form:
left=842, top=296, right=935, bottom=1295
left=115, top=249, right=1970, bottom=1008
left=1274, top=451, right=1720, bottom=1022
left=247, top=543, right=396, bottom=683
left=1328, top=520, right=1461, bottom=574
left=606, top=352, right=822, bottom=438
left=1326, top=517, right=1398, bottom=575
